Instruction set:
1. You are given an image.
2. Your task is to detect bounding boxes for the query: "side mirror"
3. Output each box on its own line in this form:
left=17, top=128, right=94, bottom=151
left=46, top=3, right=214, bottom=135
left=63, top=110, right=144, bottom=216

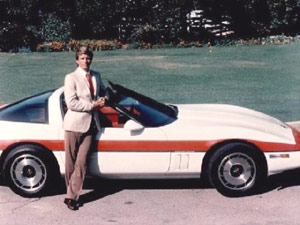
left=124, top=120, right=144, bottom=132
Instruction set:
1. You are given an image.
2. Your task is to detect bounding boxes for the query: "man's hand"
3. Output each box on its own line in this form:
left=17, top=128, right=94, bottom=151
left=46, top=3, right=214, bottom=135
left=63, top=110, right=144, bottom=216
left=93, top=97, right=106, bottom=109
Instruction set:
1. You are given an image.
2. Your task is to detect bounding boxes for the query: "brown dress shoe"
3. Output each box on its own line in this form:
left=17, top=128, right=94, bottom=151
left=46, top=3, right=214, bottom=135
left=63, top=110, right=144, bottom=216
left=64, top=198, right=79, bottom=211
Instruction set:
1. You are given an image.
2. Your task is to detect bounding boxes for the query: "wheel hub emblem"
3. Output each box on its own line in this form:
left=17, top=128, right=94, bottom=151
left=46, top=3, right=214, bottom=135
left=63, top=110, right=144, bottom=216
left=22, top=165, right=36, bottom=178
left=230, top=164, right=244, bottom=177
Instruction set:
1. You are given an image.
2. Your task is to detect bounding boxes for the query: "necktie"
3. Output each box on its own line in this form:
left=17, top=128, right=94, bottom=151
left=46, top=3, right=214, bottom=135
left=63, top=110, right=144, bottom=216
left=86, top=73, right=95, bottom=99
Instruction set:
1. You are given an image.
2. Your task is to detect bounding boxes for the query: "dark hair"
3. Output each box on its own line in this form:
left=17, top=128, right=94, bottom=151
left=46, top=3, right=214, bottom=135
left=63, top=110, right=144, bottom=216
left=75, top=45, right=93, bottom=60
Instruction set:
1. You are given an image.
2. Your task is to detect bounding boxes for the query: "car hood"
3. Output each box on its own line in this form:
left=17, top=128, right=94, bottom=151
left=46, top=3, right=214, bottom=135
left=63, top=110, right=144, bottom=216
left=162, top=104, right=295, bottom=144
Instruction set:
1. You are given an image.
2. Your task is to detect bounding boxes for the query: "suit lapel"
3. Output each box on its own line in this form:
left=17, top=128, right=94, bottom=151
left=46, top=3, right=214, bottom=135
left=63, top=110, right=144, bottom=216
left=75, top=69, right=91, bottom=97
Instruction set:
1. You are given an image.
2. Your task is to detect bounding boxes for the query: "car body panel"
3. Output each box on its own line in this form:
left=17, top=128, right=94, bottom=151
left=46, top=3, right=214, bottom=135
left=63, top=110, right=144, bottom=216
left=1, top=84, right=300, bottom=182
left=165, top=104, right=294, bottom=144
left=0, top=121, right=60, bottom=140
left=265, top=151, right=300, bottom=175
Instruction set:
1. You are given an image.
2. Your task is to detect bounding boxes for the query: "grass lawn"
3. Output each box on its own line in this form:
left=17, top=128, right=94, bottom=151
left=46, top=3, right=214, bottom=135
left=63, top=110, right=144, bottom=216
left=0, top=43, right=300, bottom=121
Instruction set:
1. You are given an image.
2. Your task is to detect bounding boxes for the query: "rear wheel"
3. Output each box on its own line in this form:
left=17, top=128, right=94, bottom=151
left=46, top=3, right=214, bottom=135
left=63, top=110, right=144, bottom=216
left=208, top=143, right=267, bottom=197
left=3, top=145, right=59, bottom=197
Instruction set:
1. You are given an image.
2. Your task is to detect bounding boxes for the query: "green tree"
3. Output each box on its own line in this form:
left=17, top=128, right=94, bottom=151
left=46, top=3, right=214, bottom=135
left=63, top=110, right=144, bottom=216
left=0, top=0, right=42, bottom=51
left=267, top=0, right=300, bottom=34
left=42, top=12, right=72, bottom=42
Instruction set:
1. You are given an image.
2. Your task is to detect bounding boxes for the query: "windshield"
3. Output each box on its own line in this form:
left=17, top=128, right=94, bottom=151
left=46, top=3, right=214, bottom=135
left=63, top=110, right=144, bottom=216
left=0, top=91, right=52, bottom=123
left=110, top=82, right=178, bottom=127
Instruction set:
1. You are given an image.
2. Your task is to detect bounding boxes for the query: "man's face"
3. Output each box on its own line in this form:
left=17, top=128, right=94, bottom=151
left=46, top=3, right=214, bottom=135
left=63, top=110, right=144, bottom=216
left=76, top=54, right=92, bottom=71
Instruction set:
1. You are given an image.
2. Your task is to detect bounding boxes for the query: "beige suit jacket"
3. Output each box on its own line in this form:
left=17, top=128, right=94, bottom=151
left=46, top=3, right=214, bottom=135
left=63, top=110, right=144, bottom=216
left=63, top=67, right=105, bottom=133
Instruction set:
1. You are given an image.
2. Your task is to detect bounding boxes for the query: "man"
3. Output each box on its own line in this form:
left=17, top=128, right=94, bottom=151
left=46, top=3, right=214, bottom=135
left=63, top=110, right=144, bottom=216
left=63, top=46, right=106, bottom=210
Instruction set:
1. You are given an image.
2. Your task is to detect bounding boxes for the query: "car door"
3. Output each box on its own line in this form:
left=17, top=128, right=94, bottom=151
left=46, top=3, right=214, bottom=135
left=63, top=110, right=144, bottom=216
left=87, top=123, right=170, bottom=178
left=58, top=88, right=172, bottom=178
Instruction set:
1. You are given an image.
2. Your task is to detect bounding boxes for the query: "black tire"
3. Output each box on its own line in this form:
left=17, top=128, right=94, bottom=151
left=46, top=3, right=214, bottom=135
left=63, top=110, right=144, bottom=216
left=3, top=145, right=59, bottom=197
left=208, top=143, right=267, bottom=197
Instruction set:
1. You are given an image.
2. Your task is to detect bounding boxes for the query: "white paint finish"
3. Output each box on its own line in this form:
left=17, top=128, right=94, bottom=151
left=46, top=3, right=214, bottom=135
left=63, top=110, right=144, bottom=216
left=52, top=89, right=296, bottom=145
left=2, top=87, right=300, bottom=182
left=287, top=121, right=300, bottom=131
left=56, top=150, right=205, bottom=179
left=265, top=151, right=300, bottom=175
left=48, top=87, right=64, bottom=126
left=52, top=151, right=65, bottom=174
left=162, top=104, right=295, bottom=144
left=0, top=121, right=60, bottom=140
left=99, top=126, right=167, bottom=141
left=87, top=152, right=171, bottom=177
left=39, top=149, right=300, bottom=181
left=1, top=88, right=296, bottom=147
left=168, top=152, right=204, bottom=175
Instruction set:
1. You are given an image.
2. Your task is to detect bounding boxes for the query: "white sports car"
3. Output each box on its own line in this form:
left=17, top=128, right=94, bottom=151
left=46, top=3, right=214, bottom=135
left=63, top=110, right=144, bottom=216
left=0, top=82, right=300, bottom=197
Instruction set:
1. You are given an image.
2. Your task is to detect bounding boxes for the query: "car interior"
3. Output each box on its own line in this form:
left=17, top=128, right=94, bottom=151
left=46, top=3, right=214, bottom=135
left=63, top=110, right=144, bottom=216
left=60, top=94, right=130, bottom=128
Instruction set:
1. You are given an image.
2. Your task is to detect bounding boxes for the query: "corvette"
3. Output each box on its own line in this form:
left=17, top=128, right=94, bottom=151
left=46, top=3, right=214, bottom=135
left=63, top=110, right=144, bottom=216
left=0, top=81, right=300, bottom=197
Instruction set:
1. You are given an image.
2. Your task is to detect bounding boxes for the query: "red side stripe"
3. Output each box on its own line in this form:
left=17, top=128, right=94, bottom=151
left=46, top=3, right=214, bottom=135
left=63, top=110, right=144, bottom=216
left=98, top=140, right=219, bottom=151
left=0, top=139, right=298, bottom=152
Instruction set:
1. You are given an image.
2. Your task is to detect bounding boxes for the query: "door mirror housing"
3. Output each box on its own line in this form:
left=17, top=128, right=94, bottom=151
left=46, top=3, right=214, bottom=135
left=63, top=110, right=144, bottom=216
left=124, top=120, right=144, bottom=132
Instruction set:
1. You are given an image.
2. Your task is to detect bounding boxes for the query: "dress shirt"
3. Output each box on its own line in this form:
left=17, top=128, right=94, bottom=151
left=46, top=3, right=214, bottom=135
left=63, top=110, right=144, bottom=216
left=76, top=67, right=97, bottom=98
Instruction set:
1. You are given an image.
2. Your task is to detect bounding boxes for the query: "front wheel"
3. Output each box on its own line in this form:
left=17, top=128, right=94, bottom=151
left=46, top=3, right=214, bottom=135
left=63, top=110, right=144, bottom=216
left=3, top=145, right=58, bottom=197
left=208, top=143, right=267, bottom=197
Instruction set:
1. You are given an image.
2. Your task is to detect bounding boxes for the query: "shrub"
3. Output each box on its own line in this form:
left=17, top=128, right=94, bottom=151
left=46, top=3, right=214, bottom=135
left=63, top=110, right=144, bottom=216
left=36, top=41, right=66, bottom=52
